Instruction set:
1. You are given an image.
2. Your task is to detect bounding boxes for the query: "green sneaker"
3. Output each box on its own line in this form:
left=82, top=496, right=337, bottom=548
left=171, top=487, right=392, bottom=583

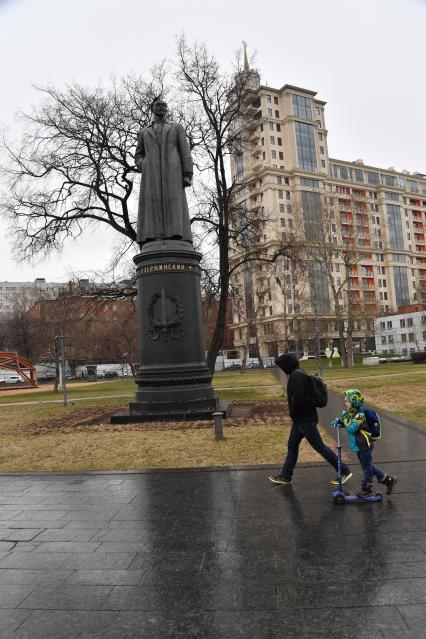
left=269, top=474, right=292, bottom=485
left=330, top=472, right=352, bottom=486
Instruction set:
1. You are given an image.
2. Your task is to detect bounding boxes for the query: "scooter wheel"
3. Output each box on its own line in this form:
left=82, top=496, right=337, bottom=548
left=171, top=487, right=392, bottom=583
left=334, top=494, right=345, bottom=505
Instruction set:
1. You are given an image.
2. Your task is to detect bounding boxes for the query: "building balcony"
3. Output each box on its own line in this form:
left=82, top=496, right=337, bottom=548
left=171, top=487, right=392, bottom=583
left=246, top=120, right=258, bottom=132
left=250, top=145, right=261, bottom=157
left=245, top=104, right=258, bottom=117
left=251, top=161, right=263, bottom=174
left=248, top=130, right=260, bottom=144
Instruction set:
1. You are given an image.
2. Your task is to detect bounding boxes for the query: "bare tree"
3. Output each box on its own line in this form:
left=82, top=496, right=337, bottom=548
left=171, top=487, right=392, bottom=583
left=292, top=193, right=365, bottom=368
left=175, top=37, right=290, bottom=372
left=0, top=71, right=166, bottom=261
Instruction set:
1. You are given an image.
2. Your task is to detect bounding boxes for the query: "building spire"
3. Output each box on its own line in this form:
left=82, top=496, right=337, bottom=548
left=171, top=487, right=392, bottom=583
left=242, top=41, right=249, bottom=71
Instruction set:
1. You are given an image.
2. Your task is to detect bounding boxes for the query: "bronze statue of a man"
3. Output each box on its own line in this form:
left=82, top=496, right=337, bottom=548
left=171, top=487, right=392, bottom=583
left=135, top=99, right=193, bottom=245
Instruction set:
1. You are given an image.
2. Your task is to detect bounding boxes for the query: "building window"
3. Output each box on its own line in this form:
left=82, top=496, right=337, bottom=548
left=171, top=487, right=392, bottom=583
left=393, top=267, right=410, bottom=307
left=287, top=205, right=292, bottom=214
left=275, top=110, right=280, bottom=118
left=270, top=136, right=275, bottom=144
left=274, top=96, right=279, bottom=105
left=400, top=318, right=406, bottom=328
left=294, top=122, right=317, bottom=172
left=367, top=171, right=380, bottom=185
left=267, top=108, right=273, bottom=117
left=407, top=317, right=413, bottom=327
left=279, top=152, right=284, bottom=160
left=277, top=138, right=282, bottom=146
left=300, top=177, right=319, bottom=188
left=279, top=203, right=284, bottom=213
left=271, top=150, right=276, bottom=159
left=354, top=169, right=364, bottom=183
left=321, top=160, right=326, bottom=168
left=286, top=191, right=291, bottom=200
left=401, top=333, right=407, bottom=342
left=320, top=146, right=324, bottom=155
left=268, top=122, right=274, bottom=131
left=387, top=204, right=405, bottom=250
left=384, top=175, right=396, bottom=187
left=278, top=190, right=284, bottom=199
left=408, top=333, right=415, bottom=342
left=280, top=218, right=285, bottom=227
left=387, top=321, right=392, bottom=328
left=291, top=94, right=312, bottom=119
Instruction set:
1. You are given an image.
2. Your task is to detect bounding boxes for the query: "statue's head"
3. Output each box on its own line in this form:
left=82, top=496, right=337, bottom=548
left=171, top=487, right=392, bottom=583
left=151, top=98, right=168, bottom=118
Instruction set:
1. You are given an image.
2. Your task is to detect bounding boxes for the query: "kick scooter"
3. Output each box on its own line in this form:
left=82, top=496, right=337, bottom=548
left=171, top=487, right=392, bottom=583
left=332, top=424, right=383, bottom=505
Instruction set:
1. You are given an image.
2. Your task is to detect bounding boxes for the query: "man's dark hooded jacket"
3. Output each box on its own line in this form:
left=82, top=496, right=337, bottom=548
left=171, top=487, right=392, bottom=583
left=275, top=354, right=318, bottom=425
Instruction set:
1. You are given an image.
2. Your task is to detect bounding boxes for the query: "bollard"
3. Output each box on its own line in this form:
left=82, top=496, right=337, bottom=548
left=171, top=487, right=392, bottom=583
left=213, top=412, right=224, bottom=440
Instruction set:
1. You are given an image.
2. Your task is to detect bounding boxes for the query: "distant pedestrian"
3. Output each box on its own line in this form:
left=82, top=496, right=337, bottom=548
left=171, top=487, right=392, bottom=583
left=269, top=353, right=352, bottom=485
left=331, top=388, right=397, bottom=497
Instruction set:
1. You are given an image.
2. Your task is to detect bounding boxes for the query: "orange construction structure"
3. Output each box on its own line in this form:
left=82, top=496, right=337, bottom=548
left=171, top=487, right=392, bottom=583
left=0, top=352, right=38, bottom=387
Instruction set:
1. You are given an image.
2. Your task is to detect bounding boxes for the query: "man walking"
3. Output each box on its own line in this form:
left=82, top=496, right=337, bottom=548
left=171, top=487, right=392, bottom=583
left=269, top=353, right=352, bottom=485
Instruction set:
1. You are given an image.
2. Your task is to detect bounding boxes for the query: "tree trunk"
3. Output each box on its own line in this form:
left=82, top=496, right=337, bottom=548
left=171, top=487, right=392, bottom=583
left=254, top=323, right=265, bottom=369
left=206, top=275, right=229, bottom=375
left=240, top=329, right=250, bottom=374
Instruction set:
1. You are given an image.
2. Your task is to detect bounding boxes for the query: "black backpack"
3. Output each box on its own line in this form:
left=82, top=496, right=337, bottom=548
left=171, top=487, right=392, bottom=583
left=308, top=374, right=328, bottom=408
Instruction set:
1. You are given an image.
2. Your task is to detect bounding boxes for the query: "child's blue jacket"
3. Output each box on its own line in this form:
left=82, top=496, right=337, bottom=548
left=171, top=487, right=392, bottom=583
left=331, top=408, right=368, bottom=452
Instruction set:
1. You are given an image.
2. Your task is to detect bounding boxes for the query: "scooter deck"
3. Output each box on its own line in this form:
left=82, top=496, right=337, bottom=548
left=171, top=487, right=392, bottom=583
left=332, top=489, right=383, bottom=504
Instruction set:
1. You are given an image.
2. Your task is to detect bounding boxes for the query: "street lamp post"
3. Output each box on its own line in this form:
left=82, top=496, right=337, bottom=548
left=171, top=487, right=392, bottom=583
left=316, top=327, right=323, bottom=377
left=56, top=329, right=68, bottom=406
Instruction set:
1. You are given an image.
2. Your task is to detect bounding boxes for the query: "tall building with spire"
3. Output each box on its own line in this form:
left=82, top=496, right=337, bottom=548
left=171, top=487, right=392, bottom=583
left=229, top=53, right=426, bottom=359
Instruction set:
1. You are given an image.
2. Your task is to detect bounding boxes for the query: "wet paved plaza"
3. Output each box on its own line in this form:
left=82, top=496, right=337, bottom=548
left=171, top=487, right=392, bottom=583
left=0, top=400, right=425, bottom=637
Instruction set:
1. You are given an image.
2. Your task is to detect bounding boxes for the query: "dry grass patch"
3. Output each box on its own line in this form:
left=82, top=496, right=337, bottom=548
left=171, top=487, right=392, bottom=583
left=0, top=425, right=332, bottom=472
left=0, top=399, right=336, bottom=472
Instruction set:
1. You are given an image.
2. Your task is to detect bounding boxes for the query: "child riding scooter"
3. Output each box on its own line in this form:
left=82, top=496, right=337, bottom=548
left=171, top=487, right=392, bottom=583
left=331, top=389, right=397, bottom=498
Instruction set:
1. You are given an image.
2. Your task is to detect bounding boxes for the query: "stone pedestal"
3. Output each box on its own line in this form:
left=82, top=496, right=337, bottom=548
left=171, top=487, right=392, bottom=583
left=111, top=240, right=219, bottom=422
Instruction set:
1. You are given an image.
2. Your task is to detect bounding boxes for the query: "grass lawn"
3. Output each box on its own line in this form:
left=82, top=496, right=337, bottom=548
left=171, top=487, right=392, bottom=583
left=1, top=361, right=425, bottom=471
left=0, top=425, right=307, bottom=472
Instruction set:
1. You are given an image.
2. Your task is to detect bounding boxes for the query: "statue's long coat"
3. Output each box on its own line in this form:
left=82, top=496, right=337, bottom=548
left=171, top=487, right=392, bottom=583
left=135, top=120, right=193, bottom=244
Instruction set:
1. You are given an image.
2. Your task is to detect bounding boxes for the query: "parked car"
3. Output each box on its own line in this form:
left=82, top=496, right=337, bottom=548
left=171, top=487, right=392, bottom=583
left=0, top=373, right=25, bottom=385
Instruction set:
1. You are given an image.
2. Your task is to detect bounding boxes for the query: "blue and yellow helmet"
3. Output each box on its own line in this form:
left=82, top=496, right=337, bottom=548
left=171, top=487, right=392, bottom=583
left=344, top=388, right=364, bottom=409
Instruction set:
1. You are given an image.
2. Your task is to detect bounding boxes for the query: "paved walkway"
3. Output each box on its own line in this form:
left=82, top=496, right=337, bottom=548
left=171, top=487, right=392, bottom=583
left=0, top=396, right=425, bottom=637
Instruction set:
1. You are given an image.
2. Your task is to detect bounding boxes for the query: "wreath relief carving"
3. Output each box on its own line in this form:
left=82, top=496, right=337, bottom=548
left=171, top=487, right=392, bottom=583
left=147, top=286, right=185, bottom=341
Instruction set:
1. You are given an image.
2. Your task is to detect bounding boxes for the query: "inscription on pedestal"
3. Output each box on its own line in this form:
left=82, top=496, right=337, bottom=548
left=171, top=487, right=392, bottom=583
left=139, top=263, right=199, bottom=275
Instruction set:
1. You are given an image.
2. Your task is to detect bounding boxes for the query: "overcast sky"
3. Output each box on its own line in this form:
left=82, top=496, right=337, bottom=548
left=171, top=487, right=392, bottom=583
left=1, top=0, right=425, bottom=282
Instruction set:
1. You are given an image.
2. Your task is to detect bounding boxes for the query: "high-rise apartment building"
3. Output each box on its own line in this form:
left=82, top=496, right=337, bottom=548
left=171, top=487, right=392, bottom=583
left=229, top=65, right=426, bottom=359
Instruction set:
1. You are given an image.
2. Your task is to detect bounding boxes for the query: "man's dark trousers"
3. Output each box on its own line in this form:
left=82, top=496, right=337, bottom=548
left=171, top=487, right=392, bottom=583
left=282, top=421, right=351, bottom=480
